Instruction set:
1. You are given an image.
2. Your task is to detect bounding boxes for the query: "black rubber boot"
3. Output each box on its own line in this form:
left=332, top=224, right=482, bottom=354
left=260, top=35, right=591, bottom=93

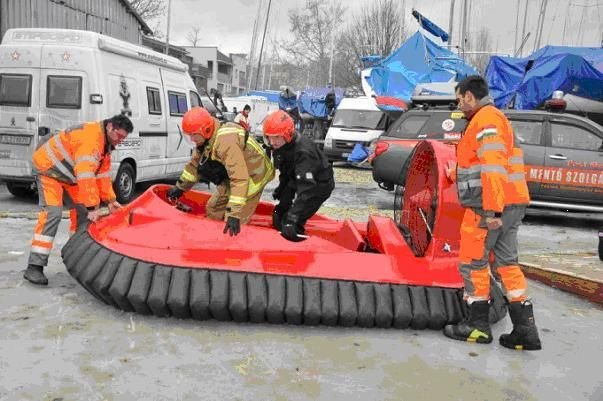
left=23, top=264, right=48, bottom=286
left=443, top=300, right=492, bottom=344
left=499, top=300, right=542, bottom=351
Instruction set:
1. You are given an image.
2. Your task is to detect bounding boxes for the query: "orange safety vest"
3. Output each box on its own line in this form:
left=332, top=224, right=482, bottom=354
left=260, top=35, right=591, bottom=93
left=32, top=121, right=116, bottom=207
left=456, top=104, right=529, bottom=213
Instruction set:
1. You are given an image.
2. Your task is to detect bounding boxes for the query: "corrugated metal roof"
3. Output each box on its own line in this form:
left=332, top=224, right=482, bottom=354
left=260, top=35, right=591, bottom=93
left=119, top=0, right=153, bottom=35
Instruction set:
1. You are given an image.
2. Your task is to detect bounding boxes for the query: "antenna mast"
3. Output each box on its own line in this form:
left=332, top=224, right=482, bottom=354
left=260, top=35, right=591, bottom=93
left=255, top=0, right=272, bottom=90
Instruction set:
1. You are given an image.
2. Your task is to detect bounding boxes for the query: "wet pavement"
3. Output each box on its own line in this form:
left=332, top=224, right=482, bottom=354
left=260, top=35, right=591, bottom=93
left=1, top=168, right=602, bottom=401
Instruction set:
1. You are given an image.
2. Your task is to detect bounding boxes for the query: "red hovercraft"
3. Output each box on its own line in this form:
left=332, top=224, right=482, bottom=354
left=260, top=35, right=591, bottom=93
left=61, top=140, right=506, bottom=329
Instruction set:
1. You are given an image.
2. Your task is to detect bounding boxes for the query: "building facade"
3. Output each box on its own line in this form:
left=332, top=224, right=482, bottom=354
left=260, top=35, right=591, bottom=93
left=230, top=53, right=248, bottom=96
left=0, top=0, right=151, bottom=44
left=184, top=46, right=248, bottom=97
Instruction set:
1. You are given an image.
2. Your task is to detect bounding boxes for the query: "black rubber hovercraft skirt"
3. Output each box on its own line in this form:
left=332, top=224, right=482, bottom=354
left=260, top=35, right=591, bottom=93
left=61, top=229, right=507, bottom=329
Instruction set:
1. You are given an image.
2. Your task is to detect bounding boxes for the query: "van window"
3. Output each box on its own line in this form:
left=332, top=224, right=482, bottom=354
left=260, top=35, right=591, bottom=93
left=510, top=120, right=543, bottom=145
left=0, top=74, right=32, bottom=107
left=332, top=109, right=386, bottom=130
left=168, top=91, right=188, bottom=116
left=190, top=91, right=201, bottom=108
left=550, top=122, right=602, bottom=150
left=199, top=92, right=220, bottom=117
left=388, top=115, right=430, bottom=138
left=418, top=113, right=467, bottom=138
left=47, top=76, right=82, bottom=109
left=146, top=87, right=162, bottom=114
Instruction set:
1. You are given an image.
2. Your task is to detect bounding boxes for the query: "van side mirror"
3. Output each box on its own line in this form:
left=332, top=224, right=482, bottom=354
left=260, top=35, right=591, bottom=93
left=38, top=127, right=50, bottom=136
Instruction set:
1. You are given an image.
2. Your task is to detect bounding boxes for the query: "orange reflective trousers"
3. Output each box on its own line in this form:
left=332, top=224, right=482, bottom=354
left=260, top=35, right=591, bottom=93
left=28, top=175, right=87, bottom=267
left=459, top=206, right=528, bottom=303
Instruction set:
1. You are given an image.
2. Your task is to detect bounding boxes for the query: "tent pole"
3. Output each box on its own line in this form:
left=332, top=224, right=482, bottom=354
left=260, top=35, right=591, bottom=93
left=448, top=0, right=455, bottom=45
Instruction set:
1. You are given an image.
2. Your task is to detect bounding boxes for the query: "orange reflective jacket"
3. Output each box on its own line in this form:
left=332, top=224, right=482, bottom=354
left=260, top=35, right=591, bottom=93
left=505, top=146, right=530, bottom=205
left=32, top=121, right=116, bottom=207
left=456, top=104, right=529, bottom=212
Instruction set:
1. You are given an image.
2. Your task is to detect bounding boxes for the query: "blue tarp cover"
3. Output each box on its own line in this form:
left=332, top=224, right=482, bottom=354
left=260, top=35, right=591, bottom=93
left=247, top=90, right=281, bottom=103
left=361, top=55, right=383, bottom=69
left=297, top=87, right=345, bottom=119
left=366, top=31, right=477, bottom=101
left=485, top=46, right=603, bottom=109
left=412, top=9, right=449, bottom=42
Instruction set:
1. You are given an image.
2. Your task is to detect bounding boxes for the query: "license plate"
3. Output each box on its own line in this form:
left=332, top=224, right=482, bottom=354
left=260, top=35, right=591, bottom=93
left=0, top=134, right=31, bottom=146
left=342, top=152, right=350, bottom=158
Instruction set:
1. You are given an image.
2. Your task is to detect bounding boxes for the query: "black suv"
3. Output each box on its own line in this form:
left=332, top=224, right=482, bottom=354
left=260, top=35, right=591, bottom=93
left=371, top=108, right=603, bottom=212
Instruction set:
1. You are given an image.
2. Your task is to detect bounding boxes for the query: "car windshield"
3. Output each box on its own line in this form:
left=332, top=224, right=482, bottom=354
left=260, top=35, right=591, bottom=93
left=332, top=109, right=386, bottom=130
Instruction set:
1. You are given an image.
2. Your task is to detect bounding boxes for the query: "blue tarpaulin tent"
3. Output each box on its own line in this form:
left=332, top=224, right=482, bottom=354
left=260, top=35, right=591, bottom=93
left=365, top=31, right=478, bottom=101
left=485, top=46, right=603, bottom=109
left=297, top=87, right=345, bottom=119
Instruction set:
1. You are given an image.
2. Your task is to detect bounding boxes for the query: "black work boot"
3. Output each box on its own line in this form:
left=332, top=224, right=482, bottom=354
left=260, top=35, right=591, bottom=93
left=499, top=300, right=542, bottom=351
left=443, top=300, right=492, bottom=344
left=23, top=264, right=48, bottom=286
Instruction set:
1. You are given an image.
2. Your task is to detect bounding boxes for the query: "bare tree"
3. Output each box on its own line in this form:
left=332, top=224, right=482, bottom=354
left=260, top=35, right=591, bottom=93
left=186, top=27, right=202, bottom=47
left=467, top=27, right=492, bottom=74
left=279, top=0, right=346, bottom=87
left=149, top=20, right=164, bottom=39
left=336, top=0, right=407, bottom=89
left=128, top=0, right=167, bottom=22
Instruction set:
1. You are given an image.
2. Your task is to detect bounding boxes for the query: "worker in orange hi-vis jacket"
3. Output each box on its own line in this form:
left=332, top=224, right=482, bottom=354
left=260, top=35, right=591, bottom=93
left=24, top=114, right=134, bottom=286
left=443, top=75, right=541, bottom=351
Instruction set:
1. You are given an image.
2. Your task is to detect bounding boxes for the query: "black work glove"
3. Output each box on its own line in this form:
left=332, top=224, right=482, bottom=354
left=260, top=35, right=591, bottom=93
left=272, top=209, right=283, bottom=231
left=272, top=188, right=281, bottom=200
left=223, top=216, right=241, bottom=236
left=167, top=186, right=184, bottom=202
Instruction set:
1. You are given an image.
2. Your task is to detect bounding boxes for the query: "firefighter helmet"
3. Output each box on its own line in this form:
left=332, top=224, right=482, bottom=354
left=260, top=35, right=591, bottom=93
left=263, top=110, right=295, bottom=142
left=182, top=107, right=215, bottom=139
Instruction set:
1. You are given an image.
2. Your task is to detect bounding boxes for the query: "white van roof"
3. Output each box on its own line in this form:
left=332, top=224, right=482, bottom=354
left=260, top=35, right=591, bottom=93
left=336, top=96, right=380, bottom=111
left=1, top=28, right=187, bottom=72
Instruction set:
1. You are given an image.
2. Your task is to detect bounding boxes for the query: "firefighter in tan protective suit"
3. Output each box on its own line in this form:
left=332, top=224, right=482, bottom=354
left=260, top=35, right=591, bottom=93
left=24, top=115, right=134, bottom=286
left=443, top=76, right=542, bottom=351
left=167, top=107, right=274, bottom=236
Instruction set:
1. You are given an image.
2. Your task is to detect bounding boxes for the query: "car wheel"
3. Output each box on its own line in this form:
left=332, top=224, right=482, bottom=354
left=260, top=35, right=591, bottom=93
left=114, top=163, right=136, bottom=204
left=6, top=181, right=37, bottom=198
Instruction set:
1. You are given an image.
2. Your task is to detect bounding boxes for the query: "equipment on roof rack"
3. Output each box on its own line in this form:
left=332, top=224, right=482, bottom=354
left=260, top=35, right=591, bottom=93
left=543, top=90, right=567, bottom=112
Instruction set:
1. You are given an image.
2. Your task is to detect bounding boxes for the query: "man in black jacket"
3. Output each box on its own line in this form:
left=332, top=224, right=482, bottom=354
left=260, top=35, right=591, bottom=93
left=263, top=110, right=335, bottom=242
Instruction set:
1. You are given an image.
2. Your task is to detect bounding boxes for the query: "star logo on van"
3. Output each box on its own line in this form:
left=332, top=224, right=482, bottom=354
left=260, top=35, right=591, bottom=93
left=10, top=50, right=20, bottom=61
left=62, top=51, right=71, bottom=62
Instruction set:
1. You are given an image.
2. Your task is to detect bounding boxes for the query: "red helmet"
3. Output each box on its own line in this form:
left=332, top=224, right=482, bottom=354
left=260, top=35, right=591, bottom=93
left=263, top=110, right=295, bottom=142
left=182, top=107, right=215, bottom=139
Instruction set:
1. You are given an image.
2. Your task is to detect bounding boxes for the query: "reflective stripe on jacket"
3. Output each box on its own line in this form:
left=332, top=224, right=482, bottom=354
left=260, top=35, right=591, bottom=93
left=32, top=121, right=115, bottom=207
left=505, top=146, right=530, bottom=205
left=456, top=104, right=514, bottom=212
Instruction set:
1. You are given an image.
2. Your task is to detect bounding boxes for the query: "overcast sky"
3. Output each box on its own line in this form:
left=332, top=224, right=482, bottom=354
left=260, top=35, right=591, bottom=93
left=152, top=0, right=602, bottom=57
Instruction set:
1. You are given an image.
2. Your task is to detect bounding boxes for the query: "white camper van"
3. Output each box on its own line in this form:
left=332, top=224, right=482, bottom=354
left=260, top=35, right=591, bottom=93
left=323, top=96, right=392, bottom=161
left=0, top=28, right=208, bottom=203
